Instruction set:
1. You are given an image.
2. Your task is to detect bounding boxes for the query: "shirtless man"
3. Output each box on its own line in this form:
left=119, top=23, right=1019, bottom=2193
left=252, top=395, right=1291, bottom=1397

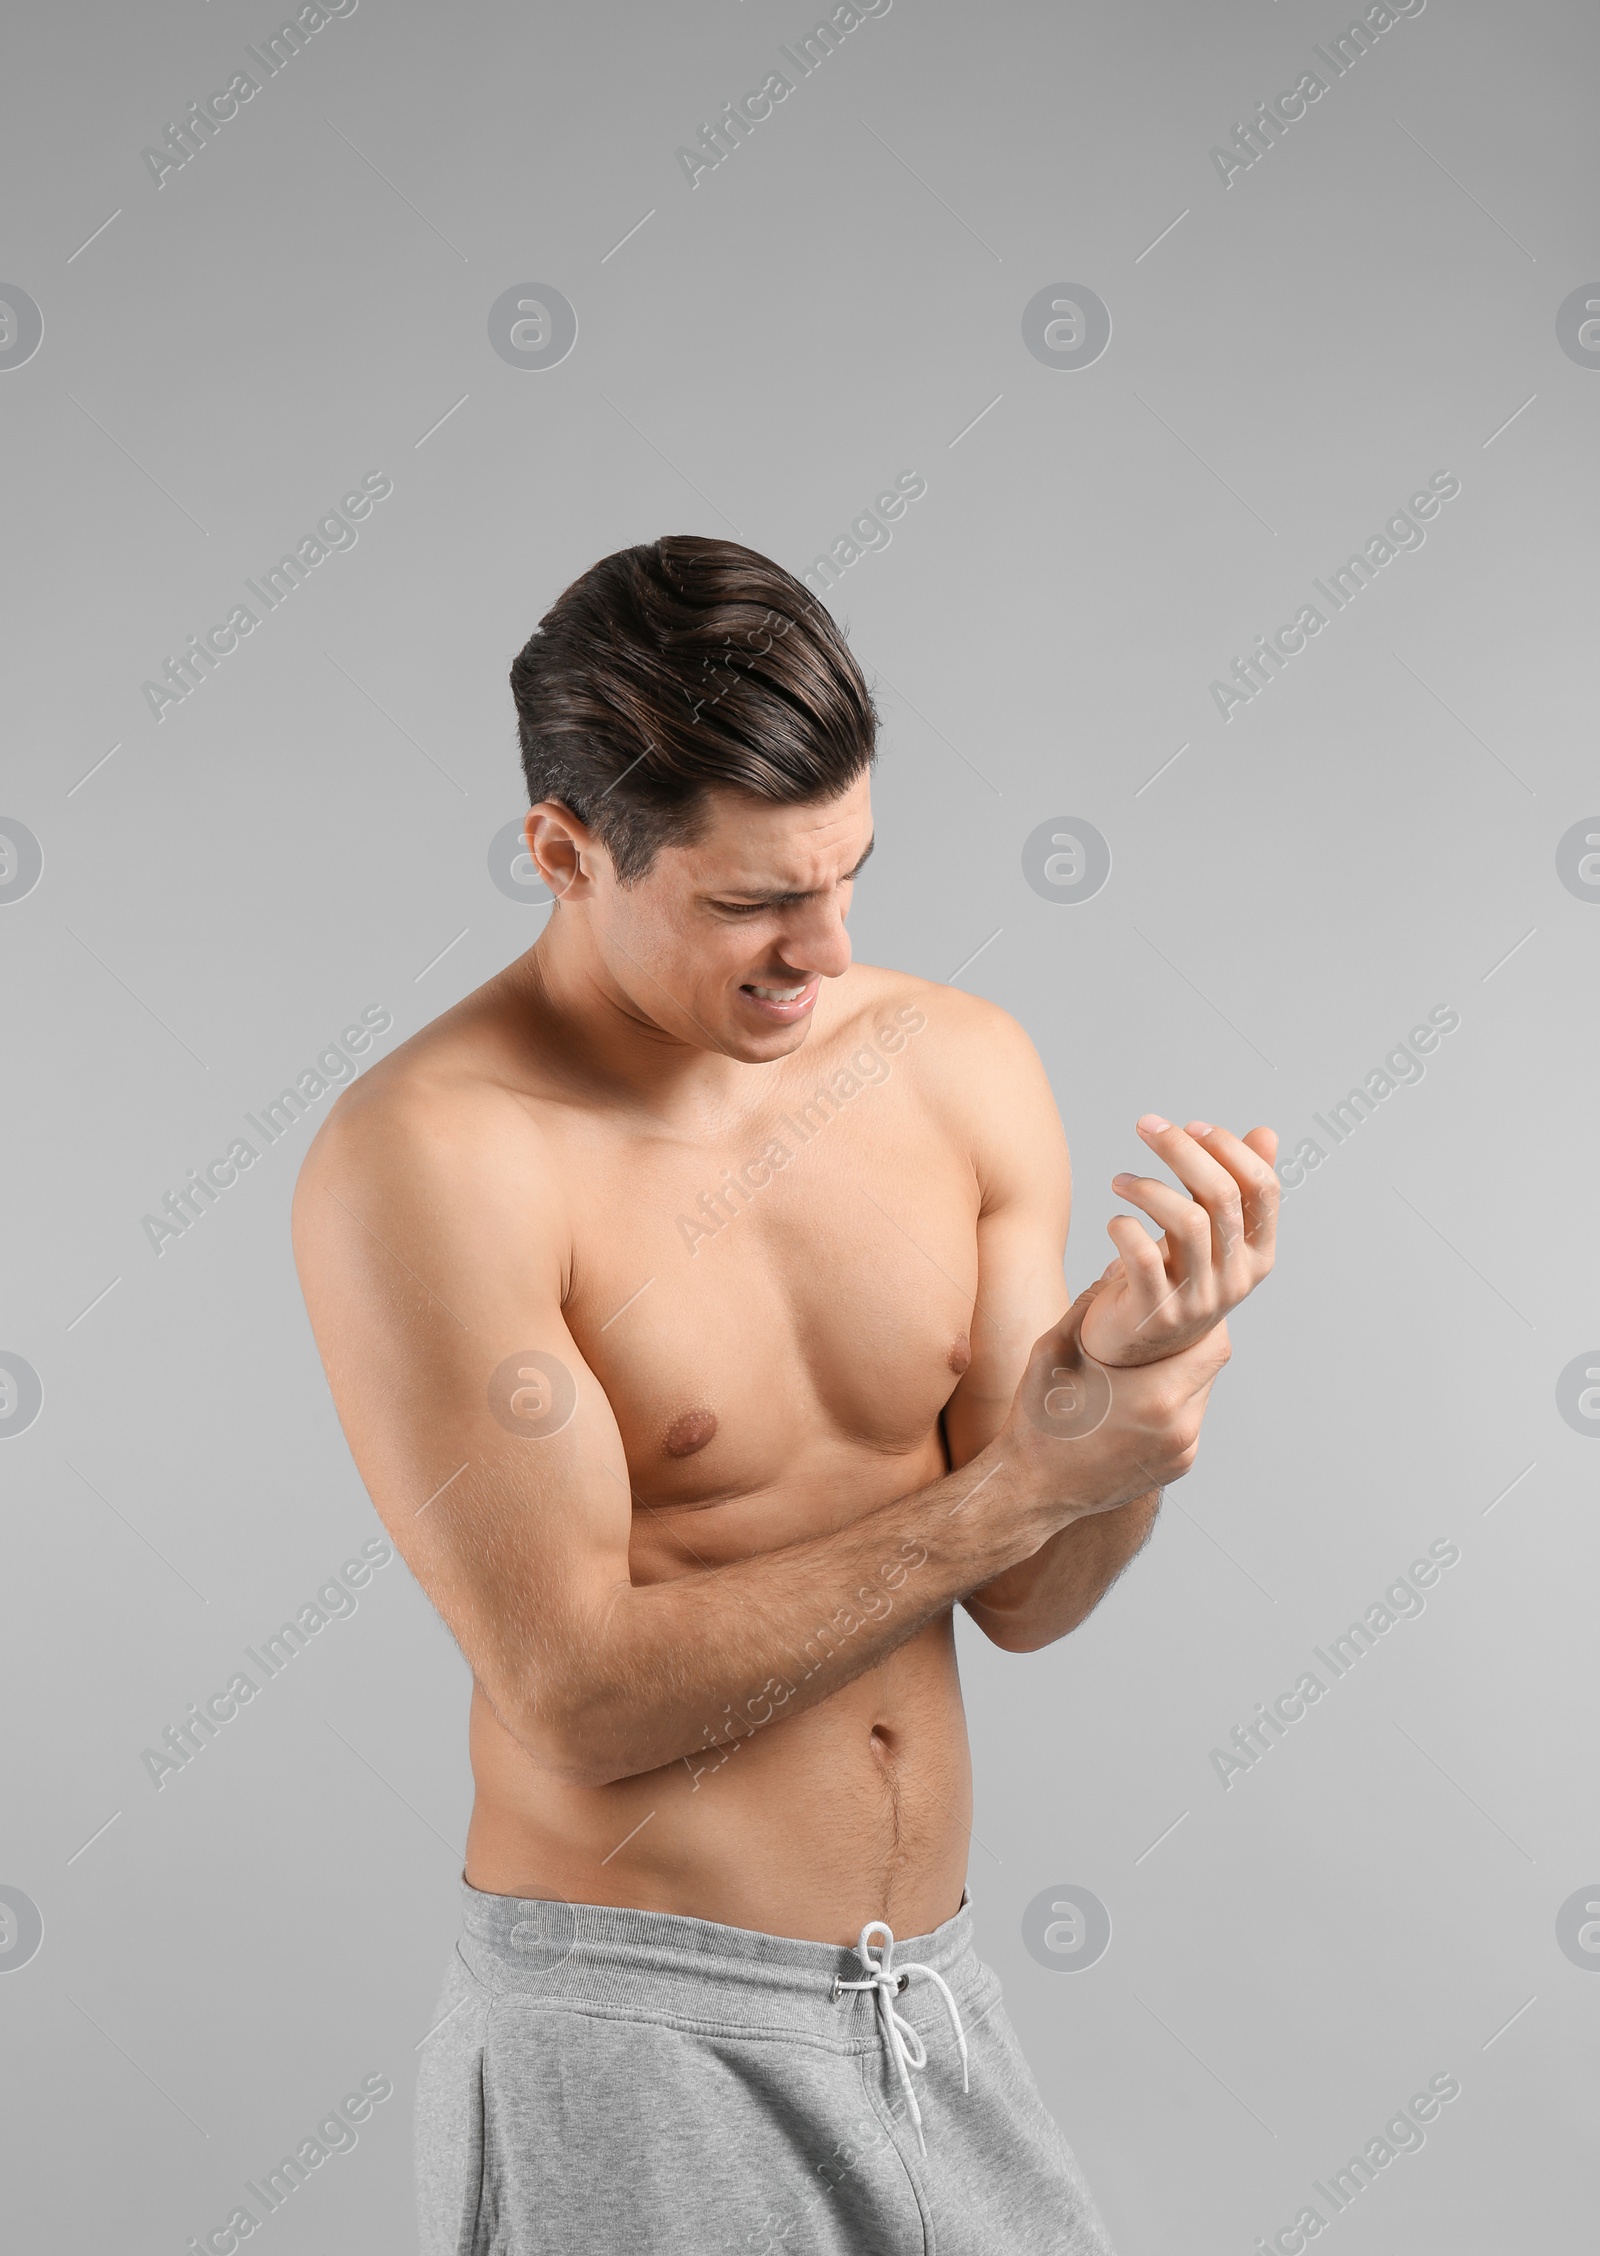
left=291, top=536, right=1277, bottom=2255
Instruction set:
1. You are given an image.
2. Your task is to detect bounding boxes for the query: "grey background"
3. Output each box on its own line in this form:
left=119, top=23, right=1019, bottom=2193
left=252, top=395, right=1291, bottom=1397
left=2, top=0, right=1596, bottom=2247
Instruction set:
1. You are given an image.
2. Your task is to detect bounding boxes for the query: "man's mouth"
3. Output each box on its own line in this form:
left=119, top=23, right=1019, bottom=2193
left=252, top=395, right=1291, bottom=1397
left=737, top=976, right=819, bottom=1023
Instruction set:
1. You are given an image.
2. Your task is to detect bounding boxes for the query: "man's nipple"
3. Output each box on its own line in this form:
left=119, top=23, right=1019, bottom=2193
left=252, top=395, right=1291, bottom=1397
left=663, top=1407, right=719, bottom=1459
left=947, top=1334, right=971, bottom=1375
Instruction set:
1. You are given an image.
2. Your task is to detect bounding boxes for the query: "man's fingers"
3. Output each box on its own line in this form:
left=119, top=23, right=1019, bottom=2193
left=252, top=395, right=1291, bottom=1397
left=1104, top=1212, right=1168, bottom=1297
left=1184, top=1122, right=1280, bottom=1264
left=1238, top=1126, right=1281, bottom=1258
left=1135, top=1117, right=1247, bottom=1252
left=1185, top=1120, right=1278, bottom=1202
left=1107, top=1178, right=1214, bottom=1290
left=1127, top=1116, right=1246, bottom=1270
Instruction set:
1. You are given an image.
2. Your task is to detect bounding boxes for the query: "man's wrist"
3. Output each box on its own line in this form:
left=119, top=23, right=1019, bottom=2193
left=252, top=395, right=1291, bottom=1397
left=942, top=1445, right=1083, bottom=1584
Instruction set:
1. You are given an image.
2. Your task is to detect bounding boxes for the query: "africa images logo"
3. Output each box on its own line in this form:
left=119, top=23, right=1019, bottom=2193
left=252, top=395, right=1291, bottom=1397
left=0, top=1885, right=44, bottom=1973
left=0, top=283, right=44, bottom=372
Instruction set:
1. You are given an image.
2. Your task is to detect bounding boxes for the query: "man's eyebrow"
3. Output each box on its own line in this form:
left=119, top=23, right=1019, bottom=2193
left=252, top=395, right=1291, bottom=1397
left=707, top=833, right=875, bottom=908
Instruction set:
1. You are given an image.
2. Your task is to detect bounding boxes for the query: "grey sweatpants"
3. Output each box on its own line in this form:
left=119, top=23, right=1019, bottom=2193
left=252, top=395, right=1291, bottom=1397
left=416, top=1881, right=1118, bottom=2255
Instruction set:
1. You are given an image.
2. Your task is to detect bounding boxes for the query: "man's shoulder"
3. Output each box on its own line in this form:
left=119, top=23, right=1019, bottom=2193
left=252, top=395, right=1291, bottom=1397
left=839, top=965, right=1064, bottom=1196
left=293, top=1003, right=553, bottom=1243
left=837, top=964, right=1042, bottom=1084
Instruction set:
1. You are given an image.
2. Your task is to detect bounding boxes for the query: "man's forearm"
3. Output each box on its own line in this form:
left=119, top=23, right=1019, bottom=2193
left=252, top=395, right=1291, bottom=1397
left=531, top=1446, right=1048, bottom=1786
left=962, top=1491, right=1162, bottom=1652
left=502, top=1291, right=1221, bottom=1783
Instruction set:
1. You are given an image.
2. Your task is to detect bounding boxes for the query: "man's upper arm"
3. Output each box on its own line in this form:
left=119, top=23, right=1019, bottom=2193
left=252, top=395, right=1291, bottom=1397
left=938, top=1002, right=1073, bottom=1470
left=290, top=1078, right=631, bottom=1773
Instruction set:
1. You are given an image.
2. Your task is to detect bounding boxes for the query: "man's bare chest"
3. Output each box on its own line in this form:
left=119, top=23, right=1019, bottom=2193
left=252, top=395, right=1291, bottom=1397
left=553, top=1038, right=979, bottom=1511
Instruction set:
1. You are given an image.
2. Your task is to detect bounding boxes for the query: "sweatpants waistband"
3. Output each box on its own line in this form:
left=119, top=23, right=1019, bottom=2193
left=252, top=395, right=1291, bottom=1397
left=456, top=1880, right=988, bottom=2049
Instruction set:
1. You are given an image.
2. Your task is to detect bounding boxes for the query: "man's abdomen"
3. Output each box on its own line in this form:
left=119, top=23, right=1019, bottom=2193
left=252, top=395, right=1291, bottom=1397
left=463, top=1613, right=972, bottom=1946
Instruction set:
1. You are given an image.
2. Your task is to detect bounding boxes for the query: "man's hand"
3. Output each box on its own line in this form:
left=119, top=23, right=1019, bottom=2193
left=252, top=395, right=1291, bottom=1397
left=1077, top=1117, right=1279, bottom=1368
left=998, top=1289, right=1234, bottom=1536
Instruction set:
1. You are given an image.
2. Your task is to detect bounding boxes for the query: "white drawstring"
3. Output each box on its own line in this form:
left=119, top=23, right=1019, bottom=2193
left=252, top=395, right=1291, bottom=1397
left=831, top=1920, right=969, bottom=2154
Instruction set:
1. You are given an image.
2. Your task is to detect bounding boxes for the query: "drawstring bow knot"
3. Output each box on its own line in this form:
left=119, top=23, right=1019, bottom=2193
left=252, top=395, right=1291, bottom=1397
left=831, top=1920, right=969, bottom=2153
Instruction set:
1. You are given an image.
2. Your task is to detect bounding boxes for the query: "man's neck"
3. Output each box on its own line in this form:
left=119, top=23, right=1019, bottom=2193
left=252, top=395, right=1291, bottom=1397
left=509, top=910, right=773, bottom=1120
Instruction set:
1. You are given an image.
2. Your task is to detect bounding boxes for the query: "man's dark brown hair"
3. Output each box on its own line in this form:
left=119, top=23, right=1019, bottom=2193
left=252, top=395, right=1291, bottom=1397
left=509, top=536, right=877, bottom=882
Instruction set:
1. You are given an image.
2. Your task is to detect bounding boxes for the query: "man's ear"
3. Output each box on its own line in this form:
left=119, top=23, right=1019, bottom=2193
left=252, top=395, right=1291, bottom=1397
left=523, top=801, right=607, bottom=901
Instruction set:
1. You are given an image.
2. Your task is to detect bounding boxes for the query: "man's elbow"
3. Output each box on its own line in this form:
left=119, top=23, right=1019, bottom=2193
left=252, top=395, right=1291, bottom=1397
left=511, top=1683, right=641, bottom=1789
left=965, top=1599, right=1081, bottom=1654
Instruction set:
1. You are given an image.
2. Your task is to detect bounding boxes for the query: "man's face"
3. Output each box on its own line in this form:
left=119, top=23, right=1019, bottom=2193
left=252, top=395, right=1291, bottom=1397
left=561, top=774, right=874, bottom=1064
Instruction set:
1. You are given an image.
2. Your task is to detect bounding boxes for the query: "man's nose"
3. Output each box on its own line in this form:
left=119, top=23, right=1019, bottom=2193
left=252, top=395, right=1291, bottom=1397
left=778, top=897, right=853, bottom=979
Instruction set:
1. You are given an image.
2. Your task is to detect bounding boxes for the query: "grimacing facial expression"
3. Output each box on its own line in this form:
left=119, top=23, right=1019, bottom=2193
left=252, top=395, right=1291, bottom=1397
left=539, top=775, right=875, bottom=1064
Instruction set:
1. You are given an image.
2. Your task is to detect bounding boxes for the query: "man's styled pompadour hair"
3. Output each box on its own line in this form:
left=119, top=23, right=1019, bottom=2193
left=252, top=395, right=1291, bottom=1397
left=509, top=536, right=877, bottom=882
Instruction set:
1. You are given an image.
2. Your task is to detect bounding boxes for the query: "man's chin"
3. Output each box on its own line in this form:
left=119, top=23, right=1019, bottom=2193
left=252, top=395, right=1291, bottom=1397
left=719, top=1017, right=813, bottom=1065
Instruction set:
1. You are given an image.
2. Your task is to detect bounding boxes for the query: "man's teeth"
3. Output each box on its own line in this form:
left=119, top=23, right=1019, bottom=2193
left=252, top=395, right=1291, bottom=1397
left=748, top=983, right=807, bottom=1001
